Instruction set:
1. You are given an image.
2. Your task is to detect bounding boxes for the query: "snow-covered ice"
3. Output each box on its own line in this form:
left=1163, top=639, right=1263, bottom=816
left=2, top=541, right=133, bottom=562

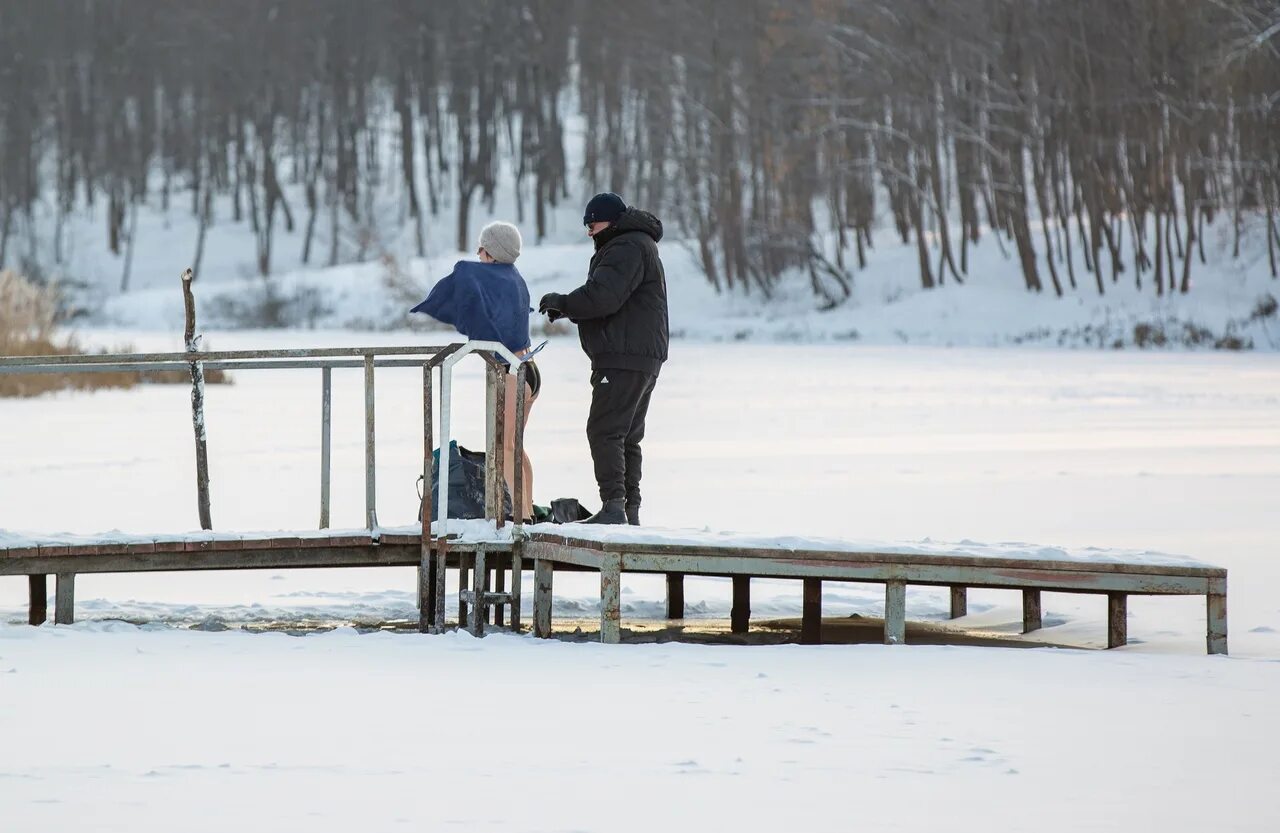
left=2, top=332, right=1279, bottom=830
left=3, top=624, right=1277, bottom=832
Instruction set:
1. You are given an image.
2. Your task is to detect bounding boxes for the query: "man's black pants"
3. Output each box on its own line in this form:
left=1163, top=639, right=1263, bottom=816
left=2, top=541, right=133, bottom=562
left=586, top=368, right=657, bottom=504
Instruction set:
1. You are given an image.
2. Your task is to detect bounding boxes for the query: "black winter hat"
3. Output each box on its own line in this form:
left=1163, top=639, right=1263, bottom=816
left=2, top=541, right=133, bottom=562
left=583, top=192, right=626, bottom=226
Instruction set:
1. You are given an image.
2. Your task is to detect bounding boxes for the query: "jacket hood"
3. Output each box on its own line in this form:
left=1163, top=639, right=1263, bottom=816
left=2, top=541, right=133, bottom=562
left=612, top=207, right=663, bottom=242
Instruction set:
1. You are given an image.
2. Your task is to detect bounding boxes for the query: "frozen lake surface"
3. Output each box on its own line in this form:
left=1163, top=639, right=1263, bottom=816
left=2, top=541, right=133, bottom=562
left=2, top=333, right=1278, bottom=830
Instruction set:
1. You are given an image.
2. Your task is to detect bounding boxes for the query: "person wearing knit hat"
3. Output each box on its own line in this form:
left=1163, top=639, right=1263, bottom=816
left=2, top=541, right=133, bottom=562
left=411, top=220, right=540, bottom=521
left=537, top=193, right=668, bottom=526
left=477, top=221, right=522, bottom=264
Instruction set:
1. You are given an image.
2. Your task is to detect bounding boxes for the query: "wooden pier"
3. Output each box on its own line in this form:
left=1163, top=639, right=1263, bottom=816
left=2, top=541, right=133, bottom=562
left=523, top=531, right=1229, bottom=653
left=1, top=336, right=1229, bottom=654
left=1, top=523, right=1228, bottom=654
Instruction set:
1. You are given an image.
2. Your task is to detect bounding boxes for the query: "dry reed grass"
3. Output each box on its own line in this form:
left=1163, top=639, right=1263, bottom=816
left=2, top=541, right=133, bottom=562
left=0, top=270, right=229, bottom=398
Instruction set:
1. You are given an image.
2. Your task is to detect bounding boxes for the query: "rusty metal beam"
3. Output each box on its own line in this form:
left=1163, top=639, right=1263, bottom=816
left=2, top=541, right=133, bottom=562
left=363, top=354, right=377, bottom=529
left=0, top=345, right=449, bottom=369
left=320, top=366, right=332, bottom=529
left=513, top=361, right=527, bottom=529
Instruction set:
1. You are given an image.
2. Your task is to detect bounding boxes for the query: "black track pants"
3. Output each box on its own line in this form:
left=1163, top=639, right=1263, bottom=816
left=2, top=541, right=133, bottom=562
left=585, top=368, right=657, bottom=503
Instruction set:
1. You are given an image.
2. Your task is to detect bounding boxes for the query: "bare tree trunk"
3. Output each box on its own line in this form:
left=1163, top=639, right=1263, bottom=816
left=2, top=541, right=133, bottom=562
left=192, top=181, right=212, bottom=280
left=119, top=202, right=138, bottom=292
left=1267, top=185, right=1277, bottom=279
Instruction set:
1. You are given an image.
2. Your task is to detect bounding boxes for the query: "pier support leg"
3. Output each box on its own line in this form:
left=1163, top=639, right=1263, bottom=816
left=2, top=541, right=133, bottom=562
left=509, top=543, right=523, bottom=634
left=731, top=576, right=750, bottom=634
left=418, top=550, right=434, bottom=633
left=665, top=572, right=684, bottom=619
left=600, top=556, right=621, bottom=644
left=533, top=558, right=553, bottom=638
left=492, top=566, right=504, bottom=627
left=801, top=578, right=822, bottom=645
left=1207, top=581, right=1228, bottom=655
left=54, top=574, right=75, bottom=625
left=884, top=580, right=907, bottom=645
left=28, top=575, right=47, bottom=626
left=1107, top=593, right=1128, bottom=649
left=1022, top=589, right=1042, bottom=633
left=458, top=552, right=472, bottom=628
left=431, top=541, right=448, bottom=634
left=949, top=586, right=967, bottom=619
left=469, top=547, right=488, bottom=637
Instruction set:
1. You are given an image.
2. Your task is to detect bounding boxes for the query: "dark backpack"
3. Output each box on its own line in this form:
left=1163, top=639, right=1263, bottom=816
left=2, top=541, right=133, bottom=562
left=417, top=441, right=512, bottom=521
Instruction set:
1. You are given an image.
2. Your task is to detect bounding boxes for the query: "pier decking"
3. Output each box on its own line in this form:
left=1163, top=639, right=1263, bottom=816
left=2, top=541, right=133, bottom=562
left=2, top=522, right=1228, bottom=653
left=524, top=527, right=1228, bottom=653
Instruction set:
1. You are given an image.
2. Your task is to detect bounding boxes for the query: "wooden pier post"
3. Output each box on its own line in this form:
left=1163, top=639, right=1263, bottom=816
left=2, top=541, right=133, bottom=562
left=665, top=573, right=685, bottom=619
left=469, top=546, right=488, bottom=637
left=1207, top=579, right=1228, bottom=655
left=533, top=558, right=553, bottom=638
left=949, top=586, right=968, bottom=618
left=1107, top=592, right=1128, bottom=648
left=458, top=552, right=471, bottom=627
left=54, top=574, right=75, bottom=625
left=600, top=555, right=622, bottom=644
left=884, top=580, right=907, bottom=645
left=181, top=268, right=212, bottom=530
left=1022, top=589, right=1043, bottom=633
left=431, top=539, right=449, bottom=634
left=493, top=566, right=505, bottom=627
left=28, top=575, right=47, bottom=625
left=801, top=578, right=822, bottom=644
left=731, top=576, right=750, bottom=634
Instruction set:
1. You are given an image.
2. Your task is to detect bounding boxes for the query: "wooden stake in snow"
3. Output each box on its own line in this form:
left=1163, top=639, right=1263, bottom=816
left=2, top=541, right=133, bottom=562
left=181, top=267, right=213, bottom=530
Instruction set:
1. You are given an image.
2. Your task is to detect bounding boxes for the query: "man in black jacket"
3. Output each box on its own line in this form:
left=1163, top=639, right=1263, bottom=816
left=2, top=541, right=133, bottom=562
left=538, top=192, right=669, bottom=525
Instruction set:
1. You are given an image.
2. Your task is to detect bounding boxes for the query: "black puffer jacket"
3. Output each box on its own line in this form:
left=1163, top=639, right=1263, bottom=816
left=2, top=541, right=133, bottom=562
left=558, top=207, right=669, bottom=376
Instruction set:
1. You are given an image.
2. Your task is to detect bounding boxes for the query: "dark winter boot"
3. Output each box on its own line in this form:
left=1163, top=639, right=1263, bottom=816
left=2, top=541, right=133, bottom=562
left=583, top=498, right=626, bottom=525
left=625, top=503, right=640, bottom=526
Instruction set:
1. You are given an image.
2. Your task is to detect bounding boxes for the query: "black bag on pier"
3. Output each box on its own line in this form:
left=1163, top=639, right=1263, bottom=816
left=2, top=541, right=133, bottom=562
left=417, top=441, right=512, bottom=521
left=549, top=497, right=593, bottom=523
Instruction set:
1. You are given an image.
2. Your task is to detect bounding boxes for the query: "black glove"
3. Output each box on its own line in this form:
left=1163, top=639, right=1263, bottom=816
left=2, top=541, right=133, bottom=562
left=538, top=293, right=565, bottom=317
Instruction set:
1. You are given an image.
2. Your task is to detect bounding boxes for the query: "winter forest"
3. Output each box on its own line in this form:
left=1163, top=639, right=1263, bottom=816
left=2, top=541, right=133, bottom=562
left=5, top=5, right=1280, bottom=830
left=1, top=0, right=1277, bottom=310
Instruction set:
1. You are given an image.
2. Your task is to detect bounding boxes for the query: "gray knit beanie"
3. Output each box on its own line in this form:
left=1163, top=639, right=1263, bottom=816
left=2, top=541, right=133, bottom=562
left=478, top=221, right=522, bottom=264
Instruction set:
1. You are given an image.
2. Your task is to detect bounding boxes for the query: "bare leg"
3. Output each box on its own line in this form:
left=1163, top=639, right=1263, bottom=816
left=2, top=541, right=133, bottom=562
left=503, top=371, right=536, bottom=520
